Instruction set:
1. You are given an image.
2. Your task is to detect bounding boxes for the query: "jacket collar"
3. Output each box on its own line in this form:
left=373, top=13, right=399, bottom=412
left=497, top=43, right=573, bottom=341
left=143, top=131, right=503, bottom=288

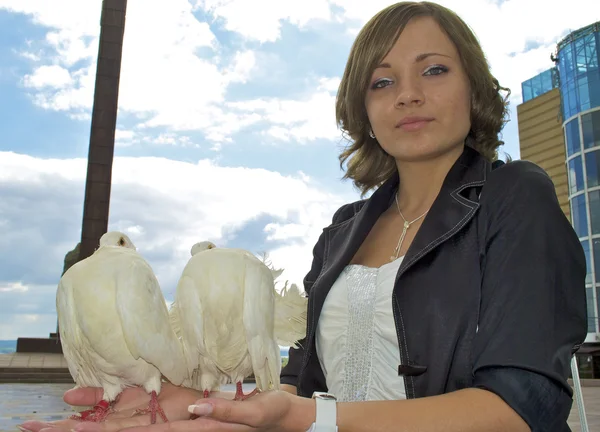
left=312, top=145, right=490, bottom=310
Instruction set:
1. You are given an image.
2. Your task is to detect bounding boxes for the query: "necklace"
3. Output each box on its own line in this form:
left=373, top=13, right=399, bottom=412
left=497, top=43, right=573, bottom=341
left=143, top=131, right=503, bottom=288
left=390, top=193, right=429, bottom=261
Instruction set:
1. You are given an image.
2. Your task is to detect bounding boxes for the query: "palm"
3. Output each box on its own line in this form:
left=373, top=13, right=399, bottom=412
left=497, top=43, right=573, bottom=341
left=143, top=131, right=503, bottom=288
left=20, top=383, right=205, bottom=431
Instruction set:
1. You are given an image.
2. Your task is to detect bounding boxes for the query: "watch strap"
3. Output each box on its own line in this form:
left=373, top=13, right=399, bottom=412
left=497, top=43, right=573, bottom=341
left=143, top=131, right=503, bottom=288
left=311, top=392, right=338, bottom=432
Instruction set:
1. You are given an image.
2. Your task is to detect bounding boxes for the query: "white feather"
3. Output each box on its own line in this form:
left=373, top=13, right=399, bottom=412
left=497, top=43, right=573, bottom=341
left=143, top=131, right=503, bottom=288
left=273, top=281, right=308, bottom=347
left=57, top=231, right=188, bottom=404
left=172, top=242, right=297, bottom=394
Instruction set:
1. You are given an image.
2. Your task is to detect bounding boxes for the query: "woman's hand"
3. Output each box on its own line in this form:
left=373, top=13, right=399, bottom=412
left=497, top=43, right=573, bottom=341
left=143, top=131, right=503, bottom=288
left=17, top=383, right=228, bottom=432
left=167, top=390, right=316, bottom=432
left=20, top=388, right=315, bottom=432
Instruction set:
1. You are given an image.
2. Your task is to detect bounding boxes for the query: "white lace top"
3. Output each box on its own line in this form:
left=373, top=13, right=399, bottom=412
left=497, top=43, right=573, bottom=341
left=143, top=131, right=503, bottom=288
left=315, top=257, right=407, bottom=402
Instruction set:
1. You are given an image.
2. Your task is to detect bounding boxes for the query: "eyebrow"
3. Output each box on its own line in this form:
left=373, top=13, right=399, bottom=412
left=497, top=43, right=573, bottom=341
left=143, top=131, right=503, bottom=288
left=375, top=52, right=452, bottom=69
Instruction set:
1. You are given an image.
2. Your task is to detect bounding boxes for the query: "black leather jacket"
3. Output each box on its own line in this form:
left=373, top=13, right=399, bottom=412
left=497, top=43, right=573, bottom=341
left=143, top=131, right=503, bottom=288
left=281, top=145, right=587, bottom=431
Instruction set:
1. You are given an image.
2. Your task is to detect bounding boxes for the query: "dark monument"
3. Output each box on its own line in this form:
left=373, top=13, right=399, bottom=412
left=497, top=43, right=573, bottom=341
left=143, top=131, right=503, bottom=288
left=16, top=0, right=128, bottom=353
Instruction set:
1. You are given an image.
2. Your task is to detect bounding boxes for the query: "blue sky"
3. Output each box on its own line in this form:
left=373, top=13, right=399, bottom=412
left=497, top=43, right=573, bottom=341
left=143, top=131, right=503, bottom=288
left=1, top=0, right=598, bottom=340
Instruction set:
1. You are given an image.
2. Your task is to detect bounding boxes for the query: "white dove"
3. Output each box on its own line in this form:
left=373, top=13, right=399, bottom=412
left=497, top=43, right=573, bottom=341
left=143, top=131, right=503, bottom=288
left=56, top=231, right=188, bottom=423
left=169, top=241, right=307, bottom=401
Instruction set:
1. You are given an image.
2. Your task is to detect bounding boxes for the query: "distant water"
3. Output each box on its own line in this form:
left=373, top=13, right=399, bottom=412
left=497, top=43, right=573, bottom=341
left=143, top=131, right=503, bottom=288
left=0, top=341, right=289, bottom=358
left=0, top=340, right=16, bottom=354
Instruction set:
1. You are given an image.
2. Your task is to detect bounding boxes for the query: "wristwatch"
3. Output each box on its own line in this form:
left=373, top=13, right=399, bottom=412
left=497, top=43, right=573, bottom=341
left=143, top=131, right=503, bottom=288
left=306, top=392, right=338, bottom=432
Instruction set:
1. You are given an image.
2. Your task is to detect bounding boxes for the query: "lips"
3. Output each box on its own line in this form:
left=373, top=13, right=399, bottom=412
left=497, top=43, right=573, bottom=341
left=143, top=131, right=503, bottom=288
left=395, top=116, right=434, bottom=131
left=396, top=116, right=434, bottom=127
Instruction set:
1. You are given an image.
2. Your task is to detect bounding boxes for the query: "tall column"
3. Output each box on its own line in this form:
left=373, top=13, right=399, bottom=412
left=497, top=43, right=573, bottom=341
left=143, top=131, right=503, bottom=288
left=78, top=0, right=128, bottom=262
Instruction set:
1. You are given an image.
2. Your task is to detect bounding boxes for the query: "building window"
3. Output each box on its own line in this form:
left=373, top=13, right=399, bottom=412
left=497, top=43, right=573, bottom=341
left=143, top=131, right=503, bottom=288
left=597, top=285, right=600, bottom=334
left=558, top=30, right=600, bottom=119
left=583, top=110, right=600, bottom=150
left=586, top=149, right=600, bottom=187
left=572, top=194, right=589, bottom=238
left=521, top=68, right=559, bottom=103
left=582, top=239, right=593, bottom=284
left=565, top=118, right=581, bottom=156
left=568, top=156, right=584, bottom=194
left=586, top=286, right=596, bottom=332
left=589, top=190, right=600, bottom=234
left=594, top=238, right=600, bottom=284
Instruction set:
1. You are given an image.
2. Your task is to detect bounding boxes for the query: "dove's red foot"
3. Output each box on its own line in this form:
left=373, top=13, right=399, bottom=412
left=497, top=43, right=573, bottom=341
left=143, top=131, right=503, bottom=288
left=70, top=400, right=113, bottom=422
left=133, top=390, right=168, bottom=424
left=233, top=381, right=259, bottom=401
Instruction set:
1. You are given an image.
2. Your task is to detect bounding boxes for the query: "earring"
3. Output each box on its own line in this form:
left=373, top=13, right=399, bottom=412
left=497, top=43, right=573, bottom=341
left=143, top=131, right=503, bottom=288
left=369, top=129, right=376, bottom=139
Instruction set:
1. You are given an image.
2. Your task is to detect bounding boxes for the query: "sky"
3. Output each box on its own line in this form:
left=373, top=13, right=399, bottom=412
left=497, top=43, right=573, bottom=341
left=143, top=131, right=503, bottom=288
left=1, top=0, right=598, bottom=340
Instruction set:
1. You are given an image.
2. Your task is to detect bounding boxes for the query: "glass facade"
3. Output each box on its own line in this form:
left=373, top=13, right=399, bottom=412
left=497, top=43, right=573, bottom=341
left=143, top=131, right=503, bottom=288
left=558, top=22, right=600, bottom=120
left=521, top=68, right=559, bottom=103
left=560, top=22, right=600, bottom=334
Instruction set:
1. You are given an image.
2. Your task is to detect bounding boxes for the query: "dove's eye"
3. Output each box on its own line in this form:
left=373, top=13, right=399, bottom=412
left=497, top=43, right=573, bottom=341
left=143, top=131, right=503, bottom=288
left=119, top=238, right=125, bottom=246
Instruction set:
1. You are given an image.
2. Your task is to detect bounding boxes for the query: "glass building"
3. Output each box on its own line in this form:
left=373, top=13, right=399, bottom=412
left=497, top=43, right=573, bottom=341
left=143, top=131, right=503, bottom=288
left=559, top=21, right=600, bottom=335
left=522, top=67, right=559, bottom=103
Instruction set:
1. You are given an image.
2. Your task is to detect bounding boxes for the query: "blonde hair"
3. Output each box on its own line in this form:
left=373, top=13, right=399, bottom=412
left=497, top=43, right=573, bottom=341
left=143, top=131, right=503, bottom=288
left=336, top=1, right=510, bottom=194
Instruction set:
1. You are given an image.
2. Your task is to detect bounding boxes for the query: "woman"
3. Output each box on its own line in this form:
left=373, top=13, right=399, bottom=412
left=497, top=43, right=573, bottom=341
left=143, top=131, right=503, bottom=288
left=22, top=2, right=587, bottom=432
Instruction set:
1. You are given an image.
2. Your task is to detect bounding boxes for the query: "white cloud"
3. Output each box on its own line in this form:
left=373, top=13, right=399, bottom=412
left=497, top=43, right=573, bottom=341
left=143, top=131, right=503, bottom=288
left=196, top=0, right=332, bottom=43
left=2, top=0, right=265, bottom=143
left=0, top=282, right=28, bottom=293
left=22, top=65, right=71, bottom=89
left=226, top=50, right=258, bottom=83
left=115, top=128, right=136, bottom=147
left=264, top=222, right=308, bottom=241
left=0, top=151, right=352, bottom=339
left=228, top=87, right=341, bottom=143
left=5, top=0, right=596, bottom=152
left=0, top=0, right=102, bottom=36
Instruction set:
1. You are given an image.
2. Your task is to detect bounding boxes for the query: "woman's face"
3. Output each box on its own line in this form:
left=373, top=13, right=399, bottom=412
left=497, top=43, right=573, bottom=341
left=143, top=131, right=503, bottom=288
left=364, top=16, right=471, bottom=163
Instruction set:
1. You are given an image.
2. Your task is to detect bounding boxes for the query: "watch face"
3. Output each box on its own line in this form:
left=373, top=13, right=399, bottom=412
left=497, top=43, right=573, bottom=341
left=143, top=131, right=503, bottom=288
left=313, top=392, right=337, bottom=400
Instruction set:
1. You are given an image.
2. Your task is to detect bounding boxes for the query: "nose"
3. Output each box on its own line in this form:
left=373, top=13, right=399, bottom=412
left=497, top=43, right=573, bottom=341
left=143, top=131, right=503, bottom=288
left=394, top=78, right=424, bottom=107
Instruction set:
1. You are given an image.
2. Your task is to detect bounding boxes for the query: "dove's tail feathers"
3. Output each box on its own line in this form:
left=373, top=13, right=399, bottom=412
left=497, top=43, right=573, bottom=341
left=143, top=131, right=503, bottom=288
left=167, top=301, right=193, bottom=387
left=169, top=302, right=182, bottom=339
left=257, top=253, right=284, bottom=281
left=274, top=282, right=308, bottom=347
left=247, top=336, right=281, bottom=392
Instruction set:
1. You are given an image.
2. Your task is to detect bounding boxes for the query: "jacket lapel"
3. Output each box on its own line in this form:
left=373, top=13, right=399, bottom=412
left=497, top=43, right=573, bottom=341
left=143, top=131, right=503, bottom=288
left=307, top=146, right=490, bottom=343
left=397, top=146, right=488, bottom=278
left=309, top=177, right=396, bottom=319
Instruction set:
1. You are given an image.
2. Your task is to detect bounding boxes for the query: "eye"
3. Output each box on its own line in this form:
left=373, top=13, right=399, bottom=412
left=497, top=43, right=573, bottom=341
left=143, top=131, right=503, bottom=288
left=423, top=65, right=448, bottom=76
left=119, top=238, right=126, bottom=246
left=371, top=77, right=393, bottom=90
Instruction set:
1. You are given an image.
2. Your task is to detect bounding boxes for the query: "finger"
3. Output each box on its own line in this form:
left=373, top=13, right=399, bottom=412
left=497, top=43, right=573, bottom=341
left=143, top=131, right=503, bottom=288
left=121, top=417, right=251, bottom=432
left=64, top=387, right=105, bottom=406
left=19, top=419, right=77, bottom=432
left=70, top=413, right=149, bottom=432
left=18, top=420, right=50, bottom=432
left=188, top=399, right=263, bottom=426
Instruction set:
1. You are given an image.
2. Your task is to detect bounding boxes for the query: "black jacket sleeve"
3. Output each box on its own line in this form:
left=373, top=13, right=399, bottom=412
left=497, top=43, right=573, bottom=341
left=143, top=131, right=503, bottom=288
left=471, top=161, right=588, bottom=429
left=280, top=203, right=353, bottom=387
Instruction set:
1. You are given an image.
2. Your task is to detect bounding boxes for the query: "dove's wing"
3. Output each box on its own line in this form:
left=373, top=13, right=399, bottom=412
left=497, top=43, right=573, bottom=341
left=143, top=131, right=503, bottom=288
left=56, top=262, right=105, bottom=389
left=114, top=253, right=188, bottom=386
left=173, top=273, right=210, bottom=373
left=242, top=254, right=281, bottom=391
left=175, top=263, right=226, bottom=391
left=179, top=252, right=248, bottom=373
